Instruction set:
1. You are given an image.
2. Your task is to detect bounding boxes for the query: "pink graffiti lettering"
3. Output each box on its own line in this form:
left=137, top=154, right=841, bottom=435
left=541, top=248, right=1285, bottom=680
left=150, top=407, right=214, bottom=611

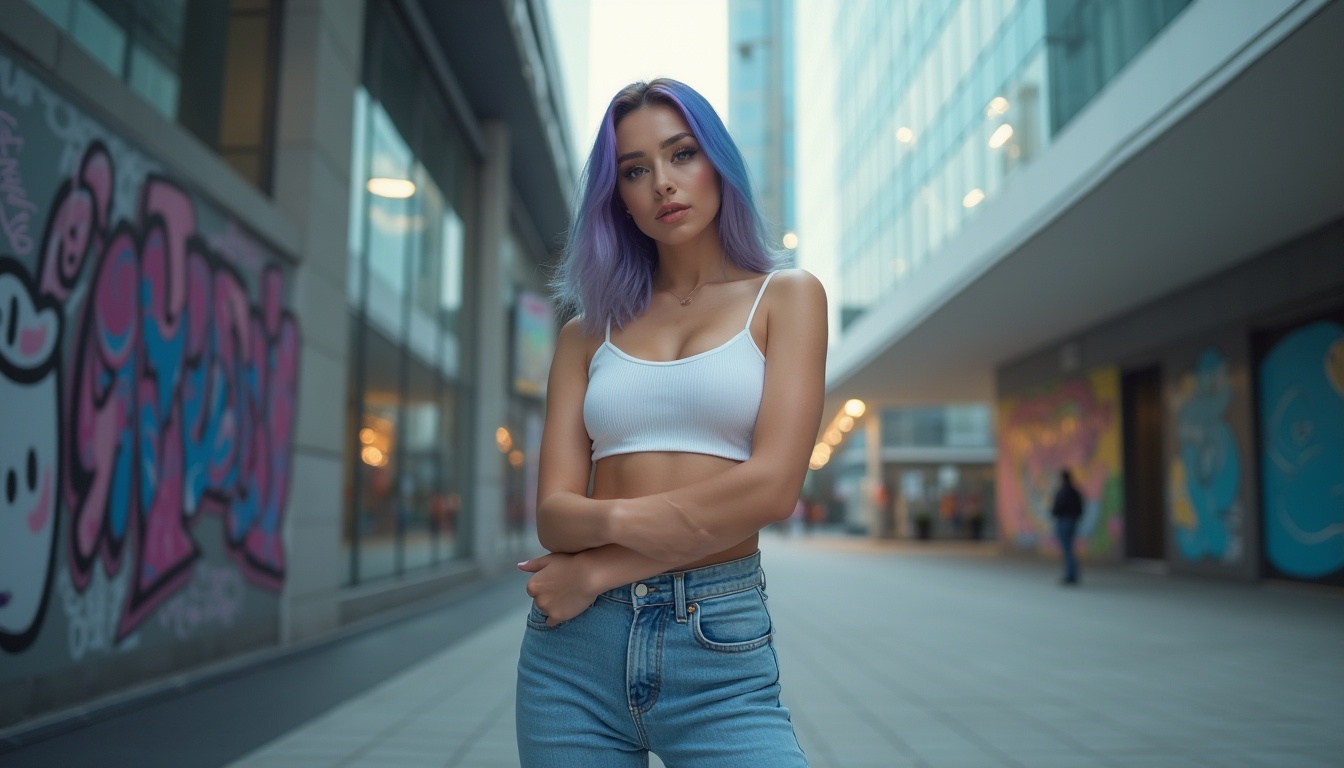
left=0, top=109, right=37, bottom=256
left=38, top=142, right=109, bottom=301
left=38, top=144, right=298, bottom=642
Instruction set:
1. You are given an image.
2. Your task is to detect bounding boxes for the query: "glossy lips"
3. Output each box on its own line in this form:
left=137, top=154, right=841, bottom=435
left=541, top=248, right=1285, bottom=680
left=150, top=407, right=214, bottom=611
left=656, top=203, right=689, bottom=223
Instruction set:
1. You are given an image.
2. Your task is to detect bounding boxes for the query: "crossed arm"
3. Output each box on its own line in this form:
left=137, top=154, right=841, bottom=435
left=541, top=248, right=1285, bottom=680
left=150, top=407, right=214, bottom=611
left=521, top=270, right=827, bottom=624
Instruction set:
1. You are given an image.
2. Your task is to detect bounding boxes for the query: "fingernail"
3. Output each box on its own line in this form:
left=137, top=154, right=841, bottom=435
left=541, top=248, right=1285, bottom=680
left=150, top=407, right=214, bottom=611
left=517, top=561, right=528, bottom=568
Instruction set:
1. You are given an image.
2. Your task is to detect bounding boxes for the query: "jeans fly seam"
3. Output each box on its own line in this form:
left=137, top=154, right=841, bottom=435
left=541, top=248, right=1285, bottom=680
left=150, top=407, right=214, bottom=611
left=634, top=608, right=667, bottom=716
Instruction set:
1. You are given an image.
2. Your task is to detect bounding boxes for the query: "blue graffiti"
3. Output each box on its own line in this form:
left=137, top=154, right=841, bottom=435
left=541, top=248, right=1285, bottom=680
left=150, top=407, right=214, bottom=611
left=1259, top=321, right=1344, bottom=579
left=1175, top=349, right=1241, bottom=561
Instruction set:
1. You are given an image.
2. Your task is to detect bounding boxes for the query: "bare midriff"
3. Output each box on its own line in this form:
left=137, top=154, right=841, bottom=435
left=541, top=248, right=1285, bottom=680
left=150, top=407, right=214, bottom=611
left=592, top=451, right=759, bottom=572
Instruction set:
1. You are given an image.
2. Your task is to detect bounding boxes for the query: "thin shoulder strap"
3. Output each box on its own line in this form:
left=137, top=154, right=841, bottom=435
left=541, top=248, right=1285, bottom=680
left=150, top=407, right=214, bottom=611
left=745, top=271, right=779, bottom=329
left=605, top=316, right=612, bottom=343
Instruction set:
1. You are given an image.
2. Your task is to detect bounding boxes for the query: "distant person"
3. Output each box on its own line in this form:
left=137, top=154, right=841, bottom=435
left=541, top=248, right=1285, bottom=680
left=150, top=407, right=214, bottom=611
left=1050, top=468, right=1084, bottom=584
left=514, top=78, right=822, bottom=767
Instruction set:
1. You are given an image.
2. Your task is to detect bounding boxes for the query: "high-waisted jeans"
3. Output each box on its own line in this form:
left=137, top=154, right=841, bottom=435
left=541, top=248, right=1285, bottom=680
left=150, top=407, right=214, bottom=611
left=516, top=551, right=808, bottom=767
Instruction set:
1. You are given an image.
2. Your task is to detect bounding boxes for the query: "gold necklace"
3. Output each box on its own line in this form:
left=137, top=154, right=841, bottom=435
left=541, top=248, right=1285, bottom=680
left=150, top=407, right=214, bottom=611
left=665, top=281, right=710, bottom=306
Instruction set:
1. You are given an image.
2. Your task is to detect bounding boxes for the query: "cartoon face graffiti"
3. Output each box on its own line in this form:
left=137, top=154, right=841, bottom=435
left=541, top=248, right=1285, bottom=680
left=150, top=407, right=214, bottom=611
left=1259, top=321, right=1344, bottom=579
left=0, top=259, right=62, bottom=653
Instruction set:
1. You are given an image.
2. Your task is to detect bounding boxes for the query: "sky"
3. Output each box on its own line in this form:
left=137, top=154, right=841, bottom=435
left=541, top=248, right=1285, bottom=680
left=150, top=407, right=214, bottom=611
left=545, top=0, right=729, bottom=166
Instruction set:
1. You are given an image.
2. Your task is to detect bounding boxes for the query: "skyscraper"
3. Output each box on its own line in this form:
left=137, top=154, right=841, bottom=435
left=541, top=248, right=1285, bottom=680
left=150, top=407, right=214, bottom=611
left=729, top=0, right=796, bottom=265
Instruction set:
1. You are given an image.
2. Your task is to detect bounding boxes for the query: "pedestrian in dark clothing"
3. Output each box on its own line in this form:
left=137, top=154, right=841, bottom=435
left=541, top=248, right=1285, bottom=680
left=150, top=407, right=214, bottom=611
left=1050, top=468, right=1084, bottom=585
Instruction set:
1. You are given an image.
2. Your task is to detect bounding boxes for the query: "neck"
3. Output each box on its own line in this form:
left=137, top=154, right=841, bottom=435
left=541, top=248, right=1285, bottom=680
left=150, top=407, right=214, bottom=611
left=653, top=228, right=730, bottom=292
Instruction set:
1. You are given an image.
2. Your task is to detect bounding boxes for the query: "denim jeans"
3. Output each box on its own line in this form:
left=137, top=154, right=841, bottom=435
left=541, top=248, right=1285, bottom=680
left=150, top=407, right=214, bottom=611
left=1055, top=517, right=1080, bottom=582
left=516, top=551, right=808, bottom=767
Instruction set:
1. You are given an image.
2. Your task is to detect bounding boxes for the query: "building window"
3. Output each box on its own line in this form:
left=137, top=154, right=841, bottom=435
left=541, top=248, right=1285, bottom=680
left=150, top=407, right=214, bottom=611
left=25, top=0, right=280, bottom=192
left=344, top=2, right=476, bottom=586
left=1045, top=0, right=1195, bottom=134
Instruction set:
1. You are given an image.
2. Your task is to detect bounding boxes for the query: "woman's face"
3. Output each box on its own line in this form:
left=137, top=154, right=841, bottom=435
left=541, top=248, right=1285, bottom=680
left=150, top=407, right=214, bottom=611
left=613, top=104, right=721, bottom=247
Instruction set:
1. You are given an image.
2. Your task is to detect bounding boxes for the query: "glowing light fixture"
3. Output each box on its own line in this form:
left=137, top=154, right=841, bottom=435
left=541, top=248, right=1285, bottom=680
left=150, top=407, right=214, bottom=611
left=496, top=426, right=513, bottom=453
left=782, top=231, right=799, bottom=250
left=985, top=97, right=1009, bottom=118
left=843, top=399, right=867, bottom=418
left=895, top=126, right=915, bottom=143
left=824, top=428, right=843, bottom=445
left=837, top=415, right=855, bottom=433
left=963, top=188, right=986, bottom=208
left=988, top=123, right=1014, bottom=149
left=361, top=446, right=388, bottom=467
left=366, top=178, right=416, bottom=198
left=508, top=449, right=525, bottom=468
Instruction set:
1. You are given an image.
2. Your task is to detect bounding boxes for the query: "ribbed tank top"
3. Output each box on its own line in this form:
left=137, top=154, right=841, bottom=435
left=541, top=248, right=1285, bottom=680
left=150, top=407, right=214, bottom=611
left=584, top=271, right=777, bottom=462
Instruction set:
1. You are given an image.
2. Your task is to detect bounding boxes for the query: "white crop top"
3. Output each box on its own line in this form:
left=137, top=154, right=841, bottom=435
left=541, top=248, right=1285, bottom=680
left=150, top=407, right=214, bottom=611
left=584, top=271, right=777, bottom=462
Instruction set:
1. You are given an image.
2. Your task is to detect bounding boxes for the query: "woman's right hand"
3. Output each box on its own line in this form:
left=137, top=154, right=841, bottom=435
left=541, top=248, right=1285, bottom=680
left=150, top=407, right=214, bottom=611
left=519, top=552, right=601, bottom=626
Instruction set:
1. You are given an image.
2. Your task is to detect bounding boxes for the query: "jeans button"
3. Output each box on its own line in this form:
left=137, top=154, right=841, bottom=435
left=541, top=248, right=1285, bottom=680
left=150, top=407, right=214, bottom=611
left=634, top=583, right=649, bottom=597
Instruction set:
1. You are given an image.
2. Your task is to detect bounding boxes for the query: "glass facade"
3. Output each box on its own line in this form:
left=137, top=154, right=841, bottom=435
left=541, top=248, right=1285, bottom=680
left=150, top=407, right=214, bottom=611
left=1045, top=0, right=1194, bottom=133
left=830, top=0, right=1192, bottom=329
left=345, top=2, right=477, bottom=585
left=880, top=404, right=995, bottom=449
left=24, top=0, right=280, bottom=190
left=729, top=0, right=796, bottom=261
left=498, top=226, right=556, bottom=553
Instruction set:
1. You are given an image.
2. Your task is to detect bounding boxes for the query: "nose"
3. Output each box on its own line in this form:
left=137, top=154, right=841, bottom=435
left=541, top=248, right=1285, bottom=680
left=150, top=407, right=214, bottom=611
left=652, top=165, right=676, bottom=197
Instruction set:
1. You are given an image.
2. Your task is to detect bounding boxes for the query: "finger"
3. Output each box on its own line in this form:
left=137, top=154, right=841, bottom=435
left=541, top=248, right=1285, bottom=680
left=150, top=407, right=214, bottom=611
left=517, top=555, right=550, bottom=572
left=525, top=579, right=538, bottom=598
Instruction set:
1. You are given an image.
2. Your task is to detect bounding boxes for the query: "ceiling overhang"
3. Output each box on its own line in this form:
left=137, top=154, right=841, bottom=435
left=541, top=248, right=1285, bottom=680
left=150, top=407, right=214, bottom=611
left=413, top=0, right=575, bottom=255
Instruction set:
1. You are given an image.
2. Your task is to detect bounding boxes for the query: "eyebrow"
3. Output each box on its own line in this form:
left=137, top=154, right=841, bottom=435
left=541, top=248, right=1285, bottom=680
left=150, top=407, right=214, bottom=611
left=616, top=132, right=696, bottom=164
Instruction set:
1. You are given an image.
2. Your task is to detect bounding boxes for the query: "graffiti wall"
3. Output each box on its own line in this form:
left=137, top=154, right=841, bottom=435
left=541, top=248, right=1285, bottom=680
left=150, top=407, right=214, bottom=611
left=1257, top=317, right=1344, bottom=585
left=1163, top=337, right=1256, bottom=577
left=996, top=367, right=1124, bottom=559
left=0, top=43, right=297, bottom=708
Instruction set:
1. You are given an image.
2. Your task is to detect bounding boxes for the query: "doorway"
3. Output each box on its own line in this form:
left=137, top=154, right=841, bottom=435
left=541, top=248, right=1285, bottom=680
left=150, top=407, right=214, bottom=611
left=1122, top=366, right=1165, bottom=559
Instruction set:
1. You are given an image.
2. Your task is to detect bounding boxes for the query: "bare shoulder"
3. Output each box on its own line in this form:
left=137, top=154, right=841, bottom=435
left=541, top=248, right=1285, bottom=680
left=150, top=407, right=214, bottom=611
left=765, top=268, right=827, bottom=313
left=554, top=315, right=602, bottom=369
left=754, top=269, right=827, bottom=360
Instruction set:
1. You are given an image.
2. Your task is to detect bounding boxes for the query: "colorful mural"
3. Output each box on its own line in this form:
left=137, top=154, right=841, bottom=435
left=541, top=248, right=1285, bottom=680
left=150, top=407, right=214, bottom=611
left=1258, top=320, right=1344, bottom=580
left=1170, top=348, right=1244, bottom=564
left=0, top=46, right=297, bottom=663
left=996, top=367, right=1123, bottom=557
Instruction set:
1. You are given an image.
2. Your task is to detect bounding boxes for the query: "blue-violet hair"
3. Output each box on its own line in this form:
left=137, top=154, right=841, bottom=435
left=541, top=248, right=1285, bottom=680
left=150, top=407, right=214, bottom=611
left=552, top=78, right=777, bottom=336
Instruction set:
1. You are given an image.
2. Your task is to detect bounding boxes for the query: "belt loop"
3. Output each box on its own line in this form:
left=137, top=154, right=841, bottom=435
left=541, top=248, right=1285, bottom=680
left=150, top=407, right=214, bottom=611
left=673, top=572, right=688, bottom=623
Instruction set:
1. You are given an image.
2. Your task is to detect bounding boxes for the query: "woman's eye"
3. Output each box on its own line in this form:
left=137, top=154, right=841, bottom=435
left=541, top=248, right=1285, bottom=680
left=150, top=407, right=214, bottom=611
left=622, top=166, right=646, bottom=180
left=673, top=148, right=697, bottom=162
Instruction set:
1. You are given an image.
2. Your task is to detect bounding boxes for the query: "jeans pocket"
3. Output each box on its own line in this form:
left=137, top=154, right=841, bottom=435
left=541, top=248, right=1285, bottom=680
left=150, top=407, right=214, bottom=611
left=526, top=602, right=562, bottom=631
left=690, top=587, right=772, bottom=653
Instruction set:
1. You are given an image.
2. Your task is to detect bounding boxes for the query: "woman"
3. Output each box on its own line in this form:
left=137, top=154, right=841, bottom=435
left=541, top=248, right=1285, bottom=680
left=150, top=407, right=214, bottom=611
left=516, top=78, right=825, bottom=767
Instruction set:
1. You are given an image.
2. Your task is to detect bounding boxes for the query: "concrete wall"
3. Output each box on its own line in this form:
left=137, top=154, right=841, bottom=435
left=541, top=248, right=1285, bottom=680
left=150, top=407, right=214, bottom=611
left=270, top=0, right=363, bottom=645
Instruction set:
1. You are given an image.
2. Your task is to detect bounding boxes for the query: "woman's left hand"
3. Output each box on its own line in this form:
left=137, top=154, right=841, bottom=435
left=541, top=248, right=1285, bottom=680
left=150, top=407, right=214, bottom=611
left=519, top=553, right=599, bottom=626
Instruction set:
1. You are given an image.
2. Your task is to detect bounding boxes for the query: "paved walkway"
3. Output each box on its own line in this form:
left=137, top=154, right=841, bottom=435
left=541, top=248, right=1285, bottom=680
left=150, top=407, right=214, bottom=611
left=224, top=535, right=1344, bottom=768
